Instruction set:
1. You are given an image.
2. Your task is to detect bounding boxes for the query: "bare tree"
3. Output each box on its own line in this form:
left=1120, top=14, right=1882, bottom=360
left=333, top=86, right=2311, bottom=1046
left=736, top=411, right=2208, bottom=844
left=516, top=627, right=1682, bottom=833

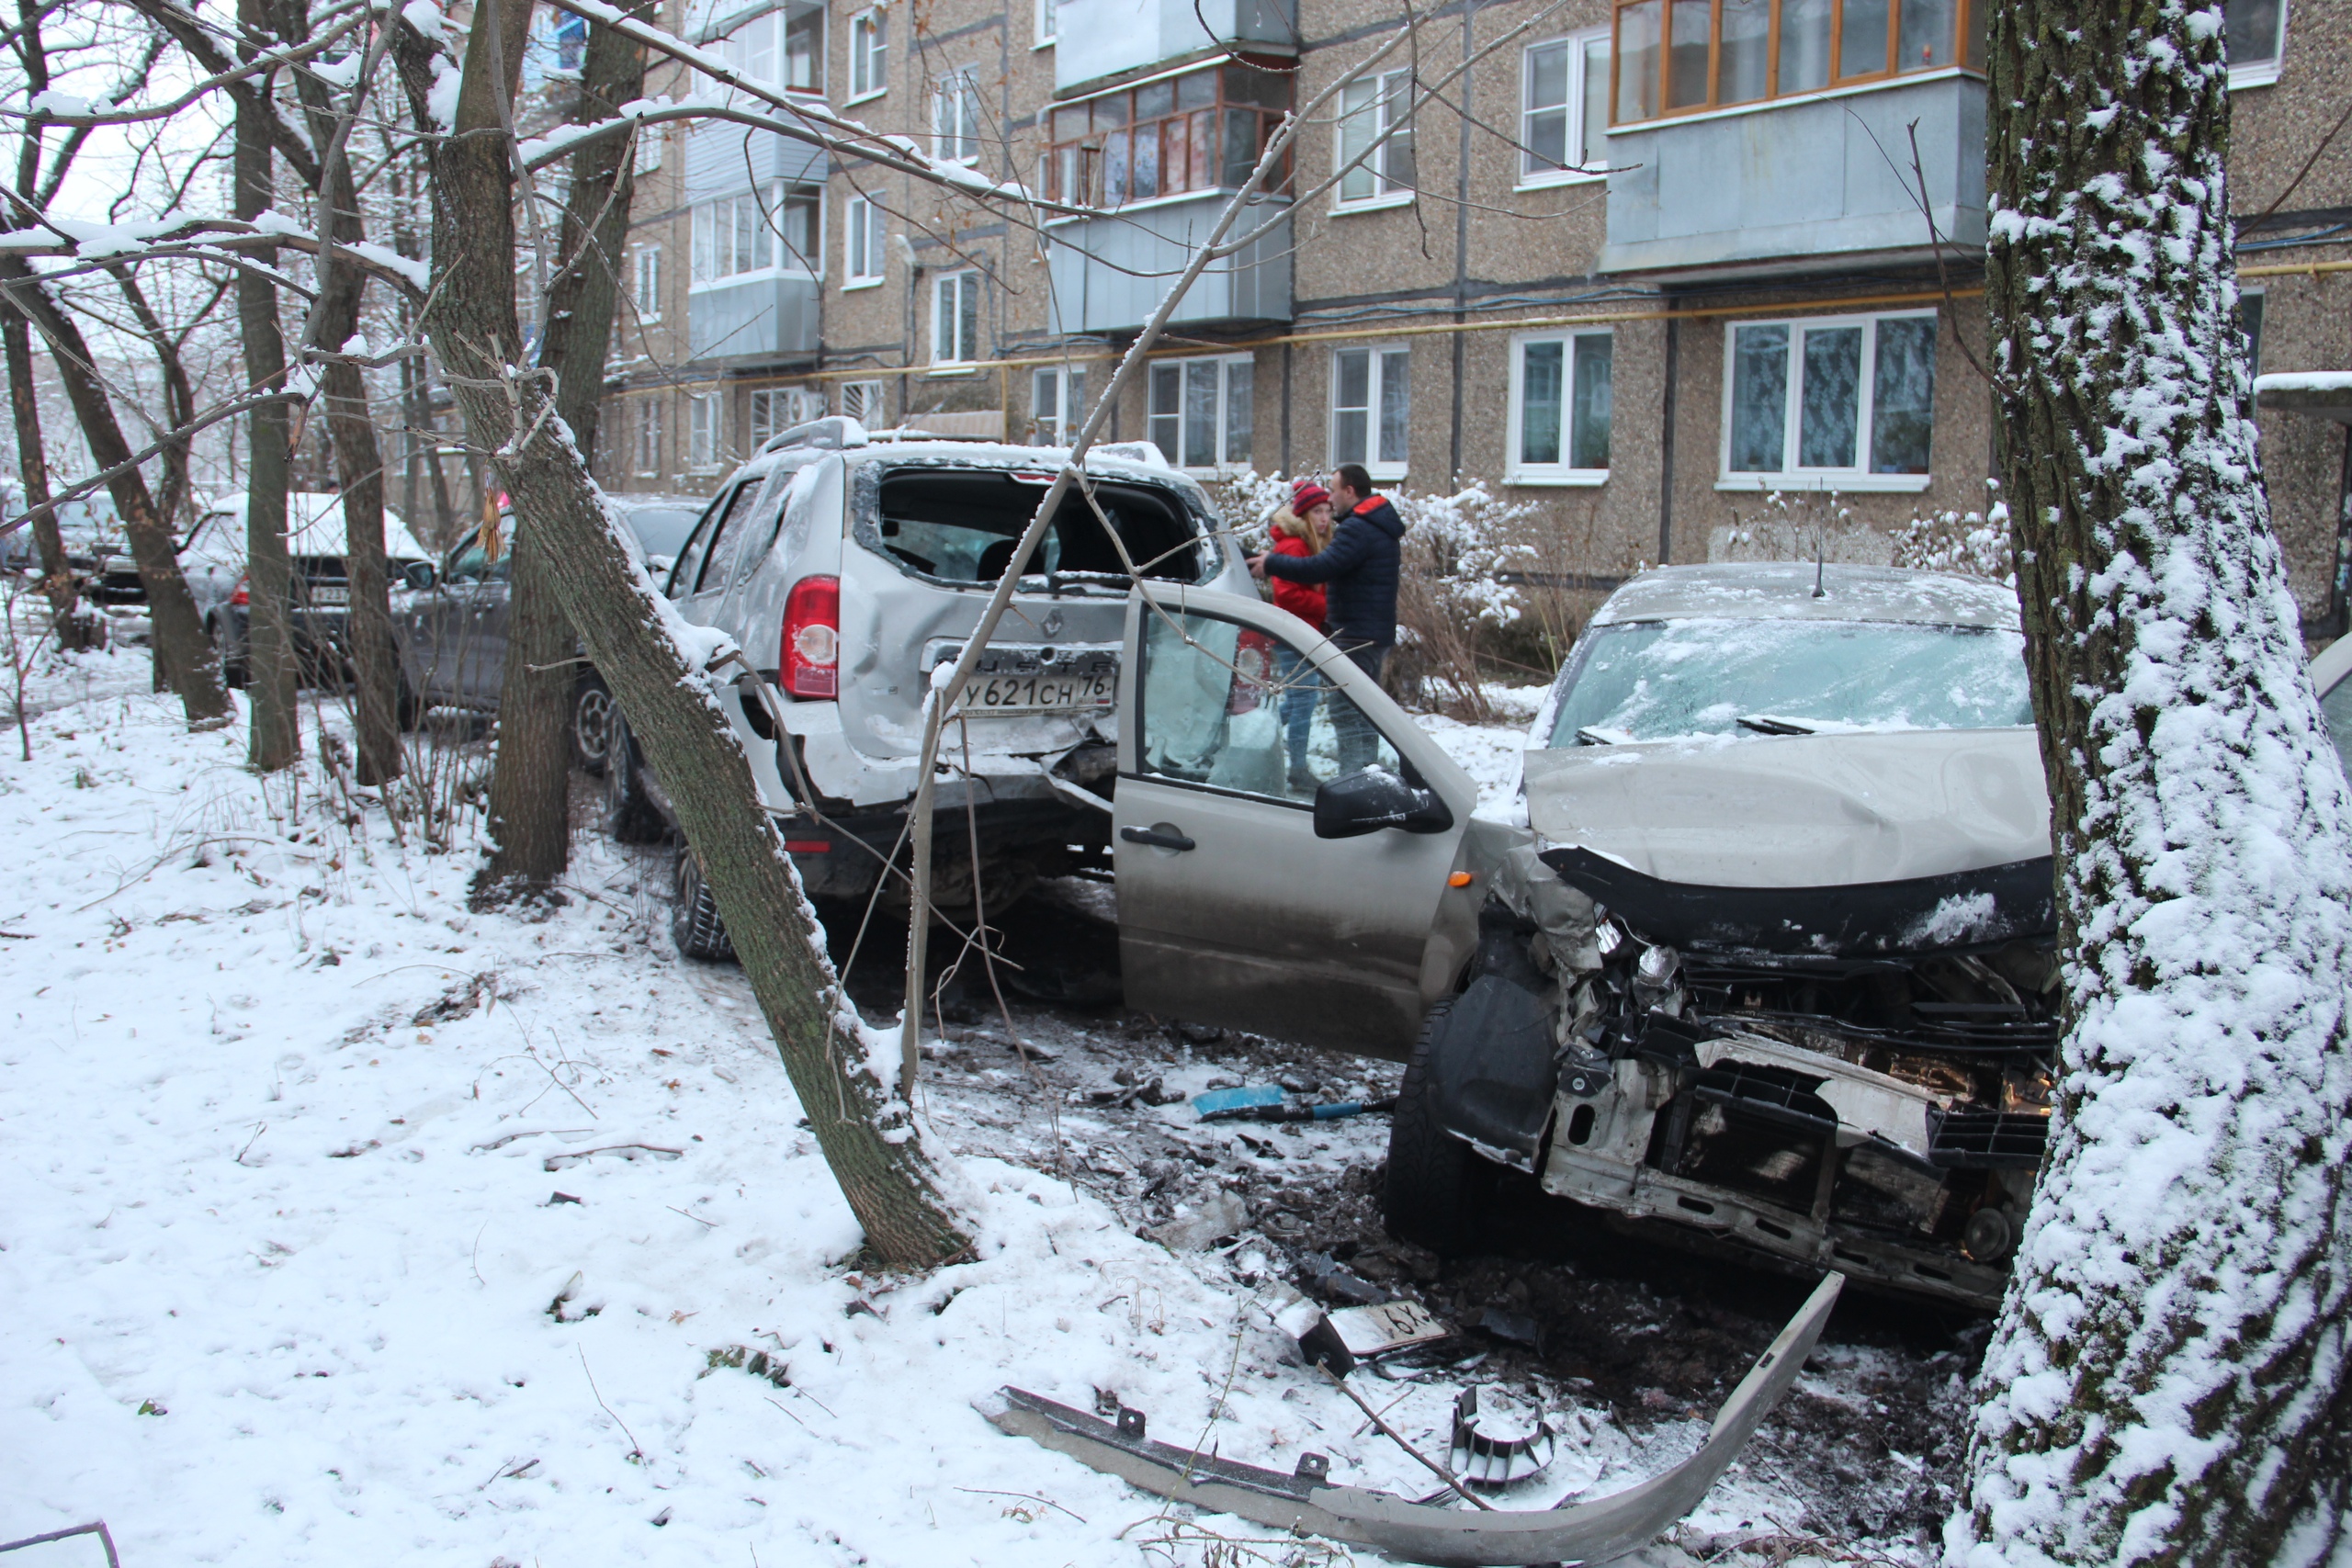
left=1956, top=4, right=2352, bottom=1563
left=478, top=0, right=654, bottom=903
left=231, top=0, right=299, bottom=769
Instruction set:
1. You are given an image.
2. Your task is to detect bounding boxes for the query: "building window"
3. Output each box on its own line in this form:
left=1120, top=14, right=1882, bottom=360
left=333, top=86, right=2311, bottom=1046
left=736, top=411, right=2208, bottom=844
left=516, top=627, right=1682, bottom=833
left=849, top=8, right=887, bottom=99
left=749, top=388, right=820, bottom=450
left=1035, top=0, right=1057, bottom=46
left=1610, top=0, right=1984, bottom=126
left=714, top=5, right=822, bottom=94
left=1045, top=64, right=1291, bottom=208
left=634, top=398, right=664, bottom=477
left=633, top=124, right=662, bottom=175
left=1033, top=364, right=1089, bottom=444
left=1330, top=346, right=1409, bottom=479
left=1510, top=331, right=1611, bottom=483
left=1337, top=69, right=1415, bottom=206
left=632, top=244, right=661, bottom=321
left=844, top=194, right=886, bottom=285
left=934, top=72, right=982, bottom=165
left=1148, top=354, right=1252, bottom=471
left=841, top=380, right=888, bottom=424
left=1721, top=311, right=1935, bottom=487
left=932, top=270, right=980, bottom=365
left=691, top=185, right=820, bottom=283
left=687, top=391, right=721, bottom=470
left=1522, top=32, right=1611, bottom=184
left=2240, top=287, right=2266, bottom=380
left=2227, top=0, right=2286, bottom=87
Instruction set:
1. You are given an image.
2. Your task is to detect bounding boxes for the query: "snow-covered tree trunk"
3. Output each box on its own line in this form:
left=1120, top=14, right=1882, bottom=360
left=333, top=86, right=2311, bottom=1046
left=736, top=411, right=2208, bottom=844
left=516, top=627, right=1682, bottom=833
left=1955, top=5, right=2352, bottom=1564
left=233, top=0, right=299, bottom=771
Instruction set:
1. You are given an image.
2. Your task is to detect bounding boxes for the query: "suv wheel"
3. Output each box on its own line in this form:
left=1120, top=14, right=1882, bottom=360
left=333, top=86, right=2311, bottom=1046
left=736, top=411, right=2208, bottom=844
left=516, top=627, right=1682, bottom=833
left=394, top=672, right=423, bottom=732
left=604, top=718, right=668, bottom=844
left=1382, top=998, right=1498, bottom=1256
left=571, top=672, right=616, bottom=774
left=672, top=852, right=735, bottom=962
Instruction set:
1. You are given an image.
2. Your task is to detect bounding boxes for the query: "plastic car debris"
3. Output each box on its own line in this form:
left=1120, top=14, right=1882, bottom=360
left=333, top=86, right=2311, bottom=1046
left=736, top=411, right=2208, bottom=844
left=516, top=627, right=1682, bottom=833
left=983, top=1271, right=1843, bottom=1568
left=1295, top=1300, right=1451, bottom=1375
left=1447, top=1387, right=1557, bottom=1489
left=1192, top=1085, right=1285, bottom=1117
left=1200, top=1097, right=1398, bottom=1124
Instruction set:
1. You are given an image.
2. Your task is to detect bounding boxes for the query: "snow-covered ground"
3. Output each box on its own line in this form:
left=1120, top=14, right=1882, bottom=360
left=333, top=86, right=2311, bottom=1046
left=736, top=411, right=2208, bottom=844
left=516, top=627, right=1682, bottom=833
left=1, top=651, right=1849, bottom=1567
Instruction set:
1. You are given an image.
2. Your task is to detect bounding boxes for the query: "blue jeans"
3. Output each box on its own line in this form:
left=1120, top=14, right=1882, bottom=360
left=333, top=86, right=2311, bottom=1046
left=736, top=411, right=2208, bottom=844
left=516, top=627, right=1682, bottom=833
left=1333, top=642, right=1389, bottom=775
left=1272, top=645, right=1324, bottom=773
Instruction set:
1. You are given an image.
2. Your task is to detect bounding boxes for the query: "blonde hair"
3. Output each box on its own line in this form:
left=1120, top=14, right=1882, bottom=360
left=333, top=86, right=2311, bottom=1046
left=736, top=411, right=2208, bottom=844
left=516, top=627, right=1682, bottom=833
left=1271, top=506, right=1330, bottom=550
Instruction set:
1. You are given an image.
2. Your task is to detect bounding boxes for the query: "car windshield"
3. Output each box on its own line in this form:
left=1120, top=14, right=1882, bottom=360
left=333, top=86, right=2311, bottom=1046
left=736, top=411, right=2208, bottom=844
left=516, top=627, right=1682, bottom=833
left=1547, top=617, right=2033, bottom=745
left=621, top=505, right=699, bottom=559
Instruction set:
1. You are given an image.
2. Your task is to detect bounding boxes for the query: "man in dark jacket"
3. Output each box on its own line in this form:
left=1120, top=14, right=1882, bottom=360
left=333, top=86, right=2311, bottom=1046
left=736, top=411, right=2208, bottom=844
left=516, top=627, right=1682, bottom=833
left=1250, top=464, right=1406, bottom=772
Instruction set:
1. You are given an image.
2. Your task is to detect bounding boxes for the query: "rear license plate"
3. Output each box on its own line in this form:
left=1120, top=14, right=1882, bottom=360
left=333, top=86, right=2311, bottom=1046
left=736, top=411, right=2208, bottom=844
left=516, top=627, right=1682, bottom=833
left=954, top=648, right=1117, bottom=713
left=306, top=585, right=349, bottom=605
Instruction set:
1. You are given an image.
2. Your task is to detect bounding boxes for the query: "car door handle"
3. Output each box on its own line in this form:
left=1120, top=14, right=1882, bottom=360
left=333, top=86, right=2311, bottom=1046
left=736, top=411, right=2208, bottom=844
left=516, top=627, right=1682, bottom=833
left=1121, top=825, right=1195, bottom=852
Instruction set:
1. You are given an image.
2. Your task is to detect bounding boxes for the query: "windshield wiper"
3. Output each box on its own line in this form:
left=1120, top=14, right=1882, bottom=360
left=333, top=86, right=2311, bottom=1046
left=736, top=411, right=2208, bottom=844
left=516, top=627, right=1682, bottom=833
left=1736, top=715, right=1818, bottom=736
left=1575, top=726, right=1636, bottom=746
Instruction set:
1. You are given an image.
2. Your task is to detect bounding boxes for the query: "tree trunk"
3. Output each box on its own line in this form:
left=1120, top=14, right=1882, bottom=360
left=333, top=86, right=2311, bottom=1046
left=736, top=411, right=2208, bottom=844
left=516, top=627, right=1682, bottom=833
left=1956, top=6, right=2352, bottom=1564
left=400, top=3, right=972, bottom=1268
left=0, top=258, right=228, bottom=727
left=278, top=9, right=401, bottom=788
left=480, top=4, right=650, bottom=898
left=1, top=299, right=94, bottom=648
left=233, top=1, right=299, bottom=773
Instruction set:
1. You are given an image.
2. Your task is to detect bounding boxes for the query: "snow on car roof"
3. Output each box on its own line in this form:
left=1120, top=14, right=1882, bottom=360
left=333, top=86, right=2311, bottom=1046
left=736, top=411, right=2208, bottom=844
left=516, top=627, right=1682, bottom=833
left=197, top=492, right=431, bottom=560
left=1590, top=563, right=2020, bottom=630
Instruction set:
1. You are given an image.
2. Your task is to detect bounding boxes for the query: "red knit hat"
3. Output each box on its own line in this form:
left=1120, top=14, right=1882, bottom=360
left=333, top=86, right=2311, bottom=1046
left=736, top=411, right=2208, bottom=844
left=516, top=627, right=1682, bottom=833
left=1290, top=479, right=1330, bottom=513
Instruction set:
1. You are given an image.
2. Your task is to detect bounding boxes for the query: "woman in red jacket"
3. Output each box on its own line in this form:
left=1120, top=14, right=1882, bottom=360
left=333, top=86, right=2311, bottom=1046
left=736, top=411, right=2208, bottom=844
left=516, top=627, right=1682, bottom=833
left=1268, top=480, right=1334, bottom=794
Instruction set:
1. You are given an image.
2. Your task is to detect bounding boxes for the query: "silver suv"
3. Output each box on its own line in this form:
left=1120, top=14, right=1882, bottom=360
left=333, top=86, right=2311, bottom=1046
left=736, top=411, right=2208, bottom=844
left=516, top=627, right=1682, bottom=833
left=607, top=418, right=1257, bottom=935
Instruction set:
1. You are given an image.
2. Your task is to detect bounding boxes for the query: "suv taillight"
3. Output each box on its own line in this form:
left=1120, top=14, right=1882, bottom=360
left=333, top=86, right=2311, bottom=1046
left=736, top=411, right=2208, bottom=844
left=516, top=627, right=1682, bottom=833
left=230, top=573, right=250, bottom=607
left=782, top=575, right=840, bottom=698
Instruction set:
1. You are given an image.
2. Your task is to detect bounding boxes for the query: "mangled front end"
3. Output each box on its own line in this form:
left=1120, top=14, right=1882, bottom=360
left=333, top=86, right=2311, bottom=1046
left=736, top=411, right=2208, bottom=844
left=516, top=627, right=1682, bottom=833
left=1415, top=729, right=2059, bottom=1311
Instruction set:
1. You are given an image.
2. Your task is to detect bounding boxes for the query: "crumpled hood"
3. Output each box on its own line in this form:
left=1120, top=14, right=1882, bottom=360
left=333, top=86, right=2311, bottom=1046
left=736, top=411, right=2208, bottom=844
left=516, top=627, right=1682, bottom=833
left=1522, top=727, right=2051, bottom=888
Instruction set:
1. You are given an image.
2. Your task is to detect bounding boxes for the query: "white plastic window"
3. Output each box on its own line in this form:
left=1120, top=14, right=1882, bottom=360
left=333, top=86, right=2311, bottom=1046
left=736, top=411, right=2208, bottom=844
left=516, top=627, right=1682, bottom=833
left=2227, top=0, right=2287, bottom=86
left=686, top=392, right=720, bottom=471
left=844, top=195, right=887, bottom=284
left=932, top=270, right=980, bottom=364
left=933, top=72, right=982, bottom=165
left=1148, top=354, right=1253, bottom=471
left=1330, top=346, right=1409, bottom=479
left=1521, top=31, right=1610, bottom=184
left=849, top=9, right=887, bottom=99
left=632, top=245, right=661, bottom=321
left=1510, top=331, right=1612, bottom=484
left=1721, top=312, right=1936, bottom=488
left=1337, top=69, right=1414, bottom=206
left=1032, top=364, right=1090, bottom=444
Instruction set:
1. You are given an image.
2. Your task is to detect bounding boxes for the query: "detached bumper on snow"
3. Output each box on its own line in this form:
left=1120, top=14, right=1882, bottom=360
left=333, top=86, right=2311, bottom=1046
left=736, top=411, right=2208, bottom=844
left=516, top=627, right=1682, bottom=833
left=983, top=1271, right=1842, bottom=1568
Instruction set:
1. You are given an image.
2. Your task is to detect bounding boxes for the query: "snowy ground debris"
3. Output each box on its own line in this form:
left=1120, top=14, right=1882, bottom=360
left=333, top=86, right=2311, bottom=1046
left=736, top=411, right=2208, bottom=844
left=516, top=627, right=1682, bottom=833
left=2, top=649, right=1952, bottom=1565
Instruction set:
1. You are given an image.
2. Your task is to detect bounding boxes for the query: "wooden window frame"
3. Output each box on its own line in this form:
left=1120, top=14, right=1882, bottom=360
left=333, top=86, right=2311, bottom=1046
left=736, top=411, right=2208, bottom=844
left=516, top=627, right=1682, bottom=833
left=1044, top=61, right=1293, bottom=209
left=1608, top=0, right=1979, bottom=128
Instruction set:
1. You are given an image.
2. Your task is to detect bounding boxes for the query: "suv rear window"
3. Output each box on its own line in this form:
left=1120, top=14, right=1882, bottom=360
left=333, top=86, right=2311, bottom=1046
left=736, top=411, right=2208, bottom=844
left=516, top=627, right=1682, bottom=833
left=862, top=468, right=1210, bottom=588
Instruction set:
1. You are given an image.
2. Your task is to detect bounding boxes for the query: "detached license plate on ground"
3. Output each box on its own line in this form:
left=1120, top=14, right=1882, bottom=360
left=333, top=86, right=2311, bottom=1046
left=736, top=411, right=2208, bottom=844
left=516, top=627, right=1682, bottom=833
left=958, top=649, right=1116, bottom=713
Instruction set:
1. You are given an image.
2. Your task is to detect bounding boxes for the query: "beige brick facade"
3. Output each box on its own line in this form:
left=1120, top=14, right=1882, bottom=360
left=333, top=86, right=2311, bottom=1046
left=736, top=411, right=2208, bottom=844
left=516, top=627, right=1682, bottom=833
left=598, top=0, right=2352, bottom=628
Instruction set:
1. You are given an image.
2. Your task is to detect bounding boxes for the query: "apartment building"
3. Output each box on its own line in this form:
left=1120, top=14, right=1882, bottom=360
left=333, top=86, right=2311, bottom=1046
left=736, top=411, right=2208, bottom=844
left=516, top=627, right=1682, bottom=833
left=599, top=0, right=2352, bottom=629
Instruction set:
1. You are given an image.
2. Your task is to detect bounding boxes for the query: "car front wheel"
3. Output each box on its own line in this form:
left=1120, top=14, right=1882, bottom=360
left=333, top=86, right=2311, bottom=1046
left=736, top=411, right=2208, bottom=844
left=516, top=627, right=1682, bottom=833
left=1382, top=998, right=1499, bottom=1256
left=604, top=717, right=668, bottom=844
left=571, top=671, right=616, bottom=774
left=671, top=852, right=735, bottom=962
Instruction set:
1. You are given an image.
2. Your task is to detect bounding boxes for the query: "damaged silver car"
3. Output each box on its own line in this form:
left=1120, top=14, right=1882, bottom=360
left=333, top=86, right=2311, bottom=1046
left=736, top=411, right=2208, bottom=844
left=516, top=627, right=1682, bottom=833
left=1382, top=564, right=2054, bottom=1311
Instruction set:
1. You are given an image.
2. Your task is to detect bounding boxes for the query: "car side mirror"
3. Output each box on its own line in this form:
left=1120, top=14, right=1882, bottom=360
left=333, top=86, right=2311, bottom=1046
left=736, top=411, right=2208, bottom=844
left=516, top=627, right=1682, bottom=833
left=401, top=560, right=438, bottom=592
left=1312, top=767, right=1454, bottom=839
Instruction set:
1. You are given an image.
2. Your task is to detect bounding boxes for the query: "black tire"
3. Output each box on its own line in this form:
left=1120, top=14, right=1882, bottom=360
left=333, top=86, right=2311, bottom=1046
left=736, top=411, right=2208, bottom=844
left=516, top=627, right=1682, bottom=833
left=604, top=718, right=668, bottom=844
left=671, top=852, right=736, bottom=962
left=394, top=671, right=424, bottom=732
left=571, top=671, right=616, bottom=774
left=1382, top=999, right=1498, bottom=1256
left=211, top=615, right=248, bottom=690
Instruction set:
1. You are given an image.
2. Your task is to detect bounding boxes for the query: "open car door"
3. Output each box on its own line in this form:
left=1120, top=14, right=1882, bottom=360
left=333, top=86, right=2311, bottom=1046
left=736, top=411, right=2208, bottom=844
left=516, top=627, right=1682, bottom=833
left=1114, top=585, right=1485, bottom=1062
